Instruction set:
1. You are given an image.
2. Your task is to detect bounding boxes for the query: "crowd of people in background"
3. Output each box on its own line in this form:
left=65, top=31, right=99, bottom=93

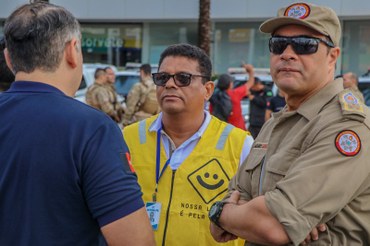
left=1, top=1, right=370, bottom=245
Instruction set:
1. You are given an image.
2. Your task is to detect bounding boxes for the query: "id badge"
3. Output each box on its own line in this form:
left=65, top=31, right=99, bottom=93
left=145, top=202, right=161, bottom=230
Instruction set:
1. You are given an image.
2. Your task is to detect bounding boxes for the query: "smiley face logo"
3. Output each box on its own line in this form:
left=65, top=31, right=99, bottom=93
left=187, top=159, right=230, bottom=204
left=196, top=172, right=224, bottom=190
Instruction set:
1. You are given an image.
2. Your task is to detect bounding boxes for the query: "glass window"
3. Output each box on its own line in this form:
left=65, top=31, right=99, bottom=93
left=81, top=23, right=142, bottom=68
left=213, top=22, right=270, bottom=74
left=146, top=23, right=198, bottom=65
left=342, top=20, right=370, bottom=76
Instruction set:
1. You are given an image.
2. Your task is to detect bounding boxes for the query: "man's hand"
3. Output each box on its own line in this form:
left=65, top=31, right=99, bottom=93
left=242, top=63, right=254, bottom=74
left=242, top=64, right=255, bottom=90
left=225, top=190, right=244, bottom=204
left=210, top=222, right=238, bottom=243
left=210, top=190, right=243, bottom=243
left=300, top=224, right=326, bottom=245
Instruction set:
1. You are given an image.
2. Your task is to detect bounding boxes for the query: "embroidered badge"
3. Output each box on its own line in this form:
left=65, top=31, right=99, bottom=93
left=335, top=130, right=361, bottom=156
left=338, top=90, right=364, bottom=113
left=284, top=3, right=311, bottom=19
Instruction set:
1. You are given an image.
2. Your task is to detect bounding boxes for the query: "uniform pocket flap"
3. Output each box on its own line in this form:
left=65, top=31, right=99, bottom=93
left=265, top=149, right=300, bottom=175
left=245, top=147, right=267, bottom=171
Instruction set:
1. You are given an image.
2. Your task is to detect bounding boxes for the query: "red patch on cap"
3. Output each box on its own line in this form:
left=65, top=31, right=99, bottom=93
left=335, top=130, right=361, bottom=157
left=284, top=3, right=311, bottom=19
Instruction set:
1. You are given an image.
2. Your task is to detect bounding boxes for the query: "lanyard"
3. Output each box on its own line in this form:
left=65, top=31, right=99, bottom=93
left=153, top=127, right=171, bottom=202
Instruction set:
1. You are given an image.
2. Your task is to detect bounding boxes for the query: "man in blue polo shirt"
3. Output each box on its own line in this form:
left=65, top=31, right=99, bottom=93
left=0, top=2, right=154, bottom=245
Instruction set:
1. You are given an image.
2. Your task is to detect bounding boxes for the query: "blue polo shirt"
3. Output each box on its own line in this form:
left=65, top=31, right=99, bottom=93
left=0, top=81, right=144, bottom=245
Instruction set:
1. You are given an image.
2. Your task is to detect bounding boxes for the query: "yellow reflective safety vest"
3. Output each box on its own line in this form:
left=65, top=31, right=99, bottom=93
left=123, top=115, right=249, bottom=246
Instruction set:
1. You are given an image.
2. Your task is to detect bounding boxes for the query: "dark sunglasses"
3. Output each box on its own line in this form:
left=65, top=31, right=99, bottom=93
left=152, top=72, right=210, bottom=87
left=269, top=35, right=334, bottom=55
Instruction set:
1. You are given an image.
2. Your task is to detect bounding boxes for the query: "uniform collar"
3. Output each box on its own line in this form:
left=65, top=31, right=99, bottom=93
left=296, top=78, right=344, bottom=121
left=7, top=81, right=65, bottom=96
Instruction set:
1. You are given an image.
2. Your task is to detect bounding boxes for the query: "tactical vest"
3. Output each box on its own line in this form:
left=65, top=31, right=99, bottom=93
left=123, top=115, right=248, bottom=246
left=136, top=82, right=159, bottom=114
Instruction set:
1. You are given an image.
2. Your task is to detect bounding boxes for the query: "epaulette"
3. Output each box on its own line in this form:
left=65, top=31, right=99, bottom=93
left=338, top=89, right=366, bottom=119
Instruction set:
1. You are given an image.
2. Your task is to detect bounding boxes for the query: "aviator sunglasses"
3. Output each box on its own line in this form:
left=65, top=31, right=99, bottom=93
left=269, top=35, right=334, bottom=55
left=152, top=72, right=210, bottom=87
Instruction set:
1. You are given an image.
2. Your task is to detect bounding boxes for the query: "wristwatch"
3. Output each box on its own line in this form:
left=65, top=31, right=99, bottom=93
left=208, top=201, right=227, bottom=229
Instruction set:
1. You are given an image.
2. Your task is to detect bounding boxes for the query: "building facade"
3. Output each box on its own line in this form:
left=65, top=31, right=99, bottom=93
left=1, top=0, right=370, bottom=76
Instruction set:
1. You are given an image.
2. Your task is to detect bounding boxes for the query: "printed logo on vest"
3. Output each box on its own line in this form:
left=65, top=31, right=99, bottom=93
left=187, top=159, right=230, bottom=204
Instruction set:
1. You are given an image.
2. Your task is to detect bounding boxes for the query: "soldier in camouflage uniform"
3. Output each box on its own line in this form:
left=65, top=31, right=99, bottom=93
left=122, top=64, right=160, bottom=126
left=104, top=66, right=125, bottom=119
left=86, top=68, right=123, bottom=123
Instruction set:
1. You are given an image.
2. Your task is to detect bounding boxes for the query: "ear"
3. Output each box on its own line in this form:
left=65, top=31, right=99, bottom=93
left=3, top=48, right=14, bottom=73
left=204, top=80, right=215, bottom=101
left=328, top=47, right=340, bottom=71
left=65, top=38, right=79, bottom=69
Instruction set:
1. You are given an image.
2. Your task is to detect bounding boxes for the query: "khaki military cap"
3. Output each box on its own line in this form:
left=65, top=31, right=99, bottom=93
left=260, top=2, right=341, bottom=47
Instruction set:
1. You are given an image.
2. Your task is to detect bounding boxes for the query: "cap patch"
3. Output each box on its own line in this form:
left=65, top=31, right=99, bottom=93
left=284, top=3, right=311, bottom=19
left=335, top=130, right=361, bottom=156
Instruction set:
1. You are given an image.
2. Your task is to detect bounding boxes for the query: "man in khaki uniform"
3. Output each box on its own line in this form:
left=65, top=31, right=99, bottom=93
left=86, top=68, right=123, bottom=123
left=343, top=72, right=365, bottom=102
left=209, top=2, right=370, bottom=245
left=122, top=64, right=160, bottom=126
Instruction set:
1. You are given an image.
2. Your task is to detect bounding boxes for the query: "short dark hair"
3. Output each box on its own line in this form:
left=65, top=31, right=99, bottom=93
left=158, top=43, right=212, bottom=83
left=104, top=66, right=114, bottom=72
left=254, top=77, right=262, bottom=84
left=217, top=74, right=232, bottom=91
left=94, top=68, right=106, bottom=79
left=4, top=2, right=80, bottom=74
left=140, top=64, right=151, bottom=75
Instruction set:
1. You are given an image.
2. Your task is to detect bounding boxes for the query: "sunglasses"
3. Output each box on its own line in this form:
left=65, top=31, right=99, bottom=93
left=269, top=36, right=334, bottom=55
left=152, top=72, right=210, bottom=87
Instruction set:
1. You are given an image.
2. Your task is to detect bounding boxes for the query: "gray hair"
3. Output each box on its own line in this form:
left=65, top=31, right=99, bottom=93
left=4, top=2, right=81, bottom=73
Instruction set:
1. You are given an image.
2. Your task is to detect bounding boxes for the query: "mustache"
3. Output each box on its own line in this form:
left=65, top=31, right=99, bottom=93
left=275, top=64, right=301, bottom=73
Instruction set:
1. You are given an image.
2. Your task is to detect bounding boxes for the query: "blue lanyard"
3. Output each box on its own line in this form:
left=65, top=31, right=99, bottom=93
left=153, top=127, right=171, bottom=201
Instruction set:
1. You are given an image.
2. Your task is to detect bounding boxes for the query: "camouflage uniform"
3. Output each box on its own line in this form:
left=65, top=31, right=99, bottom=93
left=122, top=77, right=160, bottom=126
left=86, top=83, right=124, bottom=123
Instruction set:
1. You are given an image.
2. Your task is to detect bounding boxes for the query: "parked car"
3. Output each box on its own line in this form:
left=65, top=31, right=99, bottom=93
left=114, top=70, right=140, bottom=98
left=114, top=63, right=159, bottom=99
left=74, top=63, right=118, bottom=103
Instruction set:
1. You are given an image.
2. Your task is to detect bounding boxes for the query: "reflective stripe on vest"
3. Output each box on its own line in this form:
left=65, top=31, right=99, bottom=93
left=139, top=120, right=146, bottom=144
left=216, top=124, right=234, bottom=150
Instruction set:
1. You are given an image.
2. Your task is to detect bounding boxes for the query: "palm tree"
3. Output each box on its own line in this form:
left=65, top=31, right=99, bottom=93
left=198, top=0, right=211, bottom=56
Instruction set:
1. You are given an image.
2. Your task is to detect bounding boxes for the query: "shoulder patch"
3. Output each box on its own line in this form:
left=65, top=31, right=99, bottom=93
left=335, top=130, right=361, bottom=156
left=338, top=89, right=364, bottom=114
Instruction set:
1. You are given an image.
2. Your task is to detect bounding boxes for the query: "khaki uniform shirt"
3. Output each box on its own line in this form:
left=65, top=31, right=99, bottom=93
left=229, top=80, right=370, bottom=245
left=122, top=77, right=160, bottom=125
left=352, top=87, right=365, bottom=103
left=85, top=82, right=122, bottom=121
